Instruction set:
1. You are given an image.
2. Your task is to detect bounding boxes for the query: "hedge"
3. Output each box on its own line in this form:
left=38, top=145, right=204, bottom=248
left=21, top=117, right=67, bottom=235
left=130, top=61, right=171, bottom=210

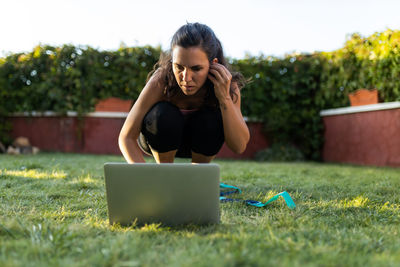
left=1, top=29, right=399, bottom=160
left=319, top=30, right=400, bottom=107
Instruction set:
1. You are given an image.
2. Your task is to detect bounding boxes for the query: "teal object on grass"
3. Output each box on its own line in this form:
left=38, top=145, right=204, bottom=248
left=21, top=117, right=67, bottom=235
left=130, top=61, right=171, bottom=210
left=219, top=183, right=242, bottom=194
left=220, top=183, right=296, bottom=209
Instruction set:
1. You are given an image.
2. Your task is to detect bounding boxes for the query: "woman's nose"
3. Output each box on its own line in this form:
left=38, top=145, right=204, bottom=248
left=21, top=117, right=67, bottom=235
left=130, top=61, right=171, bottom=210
left=182, top=69, right=192, bottom=82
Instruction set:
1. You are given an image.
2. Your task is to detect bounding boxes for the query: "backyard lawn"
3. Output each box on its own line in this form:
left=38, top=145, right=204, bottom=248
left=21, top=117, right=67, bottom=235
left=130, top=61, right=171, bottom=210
left=1, top=153, right=399, bottom=266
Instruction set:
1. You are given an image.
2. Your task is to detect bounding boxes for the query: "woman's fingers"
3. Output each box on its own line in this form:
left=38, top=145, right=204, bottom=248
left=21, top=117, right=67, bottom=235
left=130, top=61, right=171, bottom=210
left=209, top=64, right=224, bottom=80
left=207, top=73, right=217, bottom=83
left=217, top=63, right=231, bottom=79
left=210, top=63, right=231, bottom=82
left=208, top=68, right=224, bottom=82
left=209, top=63, right=232, bottom=101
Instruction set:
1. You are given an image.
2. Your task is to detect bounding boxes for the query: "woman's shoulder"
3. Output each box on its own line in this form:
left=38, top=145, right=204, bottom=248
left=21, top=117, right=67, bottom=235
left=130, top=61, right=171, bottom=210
left=137, top=69, right=168, bottom=103
left=147, top=68, right=166, bottom=89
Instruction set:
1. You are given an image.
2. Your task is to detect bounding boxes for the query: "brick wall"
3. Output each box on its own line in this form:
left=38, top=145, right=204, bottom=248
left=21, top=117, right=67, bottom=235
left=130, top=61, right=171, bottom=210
left=321, top=102, right=400, bottom=167
left=8, top=112, right=268, bottom=159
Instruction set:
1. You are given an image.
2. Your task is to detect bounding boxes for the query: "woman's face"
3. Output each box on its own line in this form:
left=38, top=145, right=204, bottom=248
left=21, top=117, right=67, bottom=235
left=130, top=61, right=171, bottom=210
left=172, top=46, right=211, bottom=96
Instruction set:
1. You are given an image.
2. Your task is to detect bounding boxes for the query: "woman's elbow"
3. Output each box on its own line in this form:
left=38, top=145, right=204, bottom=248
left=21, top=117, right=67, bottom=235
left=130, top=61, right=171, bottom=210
left=230, top=135, right=250, bottom=154
left=118, top=133, right=127, bottom=152
left=118, top=130, right=133, bottom=148
left=118, top=131, right=126, bottom=144
left=234, top=146, right=246, bottom=154
left=231, top=143, right=247, bottom=154
left=238, top=130, right=250, bottom=154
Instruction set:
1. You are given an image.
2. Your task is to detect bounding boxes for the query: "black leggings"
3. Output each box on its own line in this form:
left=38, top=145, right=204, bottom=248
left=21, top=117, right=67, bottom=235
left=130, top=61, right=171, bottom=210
left=138, top=101, right=225, bottom=158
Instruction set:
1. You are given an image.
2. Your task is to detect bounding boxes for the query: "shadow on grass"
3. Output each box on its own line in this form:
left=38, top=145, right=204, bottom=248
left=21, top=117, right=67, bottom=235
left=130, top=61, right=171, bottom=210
left=108, top=221, right=223, bottom=235
left=1, top=171, right=222, bottom=235
left=4, top=167, right=398, bottom=238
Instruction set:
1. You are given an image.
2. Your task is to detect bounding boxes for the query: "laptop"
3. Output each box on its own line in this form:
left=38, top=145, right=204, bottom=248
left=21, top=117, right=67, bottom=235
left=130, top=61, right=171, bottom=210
left=103, top=163, right=220, bottom=226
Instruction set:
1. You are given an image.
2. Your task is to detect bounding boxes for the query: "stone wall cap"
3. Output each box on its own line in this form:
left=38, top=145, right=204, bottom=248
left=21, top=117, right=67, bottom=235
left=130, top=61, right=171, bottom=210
left=10, top=111, right=130, bottom=118
left=9, top=111, right=258, bottom=122
left=320, top=101, right=400, bottom=117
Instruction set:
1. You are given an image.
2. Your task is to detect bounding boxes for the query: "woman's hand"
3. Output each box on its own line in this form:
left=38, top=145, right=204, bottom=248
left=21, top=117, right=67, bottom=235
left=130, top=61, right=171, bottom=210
left=207, top=62, right=232, bottom=104
left=207, top=61, right=250, bottom=154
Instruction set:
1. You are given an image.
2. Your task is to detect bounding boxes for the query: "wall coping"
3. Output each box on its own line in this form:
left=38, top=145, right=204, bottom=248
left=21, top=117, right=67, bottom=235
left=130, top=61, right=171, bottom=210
left=320, top=101, right=400, bottom=117
left=10, top=111, right=130, bottom=118
left=9, top=111, right=254, bottom=122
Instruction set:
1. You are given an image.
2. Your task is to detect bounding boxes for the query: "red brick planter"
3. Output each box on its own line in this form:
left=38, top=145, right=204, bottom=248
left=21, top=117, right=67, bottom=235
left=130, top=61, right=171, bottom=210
left=348, top=89, right=378, bottom=106
left=95, top=98, right=133, bottom=112
left=320, top=102, right=400, bottom=167
left=8, top=112, right=269, bottom=159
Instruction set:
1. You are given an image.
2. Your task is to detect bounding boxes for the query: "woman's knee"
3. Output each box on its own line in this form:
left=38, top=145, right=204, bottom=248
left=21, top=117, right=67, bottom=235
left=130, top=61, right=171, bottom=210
left=141, top=101, right=184, bottom=152
left=190, top=108, right=224, bottom=156
left=142, top=102, right=183, bottom=134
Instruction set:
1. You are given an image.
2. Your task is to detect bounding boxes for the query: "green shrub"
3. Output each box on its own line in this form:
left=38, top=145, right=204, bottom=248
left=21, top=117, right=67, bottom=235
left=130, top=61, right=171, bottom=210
left=318, top=29, right=400, bottom=107
left=255, top=143, right=305, bottom=162
left=0, top=44, right=160, bottom=114
left=236, top=53, right=325, bottom=160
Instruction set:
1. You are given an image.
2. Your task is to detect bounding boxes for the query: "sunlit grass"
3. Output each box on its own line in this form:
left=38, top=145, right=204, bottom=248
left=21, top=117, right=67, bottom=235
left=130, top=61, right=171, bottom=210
left=339, top=195, right=370, bottom=208
left=1, top=169, right=68, bottom=179
left=0, top=153, right=400, bottom=266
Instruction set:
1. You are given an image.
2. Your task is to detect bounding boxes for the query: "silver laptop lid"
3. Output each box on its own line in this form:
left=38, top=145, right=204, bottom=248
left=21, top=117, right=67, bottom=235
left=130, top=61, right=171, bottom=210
left=104, top=163, right=220, bottom=226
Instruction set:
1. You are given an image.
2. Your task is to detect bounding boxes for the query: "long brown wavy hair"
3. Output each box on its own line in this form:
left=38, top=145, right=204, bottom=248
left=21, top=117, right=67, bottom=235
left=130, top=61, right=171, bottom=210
left=147, top=22, right=246, bottom=108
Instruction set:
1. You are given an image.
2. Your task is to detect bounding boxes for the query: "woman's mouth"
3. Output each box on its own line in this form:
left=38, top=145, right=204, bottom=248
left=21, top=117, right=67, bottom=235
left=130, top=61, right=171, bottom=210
left=182, top=85, right=195, bottom=90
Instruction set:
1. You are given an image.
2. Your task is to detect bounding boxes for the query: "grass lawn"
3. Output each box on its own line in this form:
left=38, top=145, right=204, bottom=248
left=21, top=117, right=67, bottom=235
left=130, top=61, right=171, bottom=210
left=1, top=153, right=399, bottom=267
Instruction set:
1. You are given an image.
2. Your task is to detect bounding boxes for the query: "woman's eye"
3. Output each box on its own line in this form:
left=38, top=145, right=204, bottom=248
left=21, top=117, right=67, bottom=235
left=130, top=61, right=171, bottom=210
left=175, top=65, right=201, bottom=72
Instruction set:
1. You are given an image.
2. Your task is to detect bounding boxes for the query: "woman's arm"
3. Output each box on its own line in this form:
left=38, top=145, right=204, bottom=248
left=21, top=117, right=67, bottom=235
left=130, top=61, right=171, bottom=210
left=218, top=85, right=250, bottom=153
left=208, top=63, right=250, bottom=153
left=118, top=71, right=165, bottom=163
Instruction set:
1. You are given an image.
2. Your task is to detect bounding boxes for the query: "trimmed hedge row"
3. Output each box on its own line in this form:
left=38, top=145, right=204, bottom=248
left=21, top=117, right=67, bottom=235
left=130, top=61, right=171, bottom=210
left=238, top=29, right=400, bottom=160
left=1, top=29, right=399, bottom=159
left=0, top=44, right=160, bottom=114
left=236, top=54, right=324, bottom=160
left=319, top=30, right=400, bottom=107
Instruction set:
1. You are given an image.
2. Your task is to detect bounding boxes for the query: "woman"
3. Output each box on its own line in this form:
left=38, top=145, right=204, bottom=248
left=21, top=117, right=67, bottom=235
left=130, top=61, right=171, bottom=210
left=119, top=22, right=250, bottom=163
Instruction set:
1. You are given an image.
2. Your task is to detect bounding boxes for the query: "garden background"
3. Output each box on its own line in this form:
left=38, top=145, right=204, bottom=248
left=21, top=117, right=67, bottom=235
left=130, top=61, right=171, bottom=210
left=1, top=28, right=400, bottom=266
left=1, top=29, right=400, bottom=161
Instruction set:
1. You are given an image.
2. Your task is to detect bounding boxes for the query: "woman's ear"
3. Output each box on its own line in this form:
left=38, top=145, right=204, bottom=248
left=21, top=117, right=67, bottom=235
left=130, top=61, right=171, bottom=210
left=212, top=58, right=218, bottom=64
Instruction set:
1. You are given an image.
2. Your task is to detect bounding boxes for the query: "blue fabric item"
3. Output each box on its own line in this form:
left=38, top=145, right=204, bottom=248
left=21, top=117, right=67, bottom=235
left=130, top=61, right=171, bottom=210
left=219, top=183, right=242, bottom=195
left=219, top=183, right=296, bottom=209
